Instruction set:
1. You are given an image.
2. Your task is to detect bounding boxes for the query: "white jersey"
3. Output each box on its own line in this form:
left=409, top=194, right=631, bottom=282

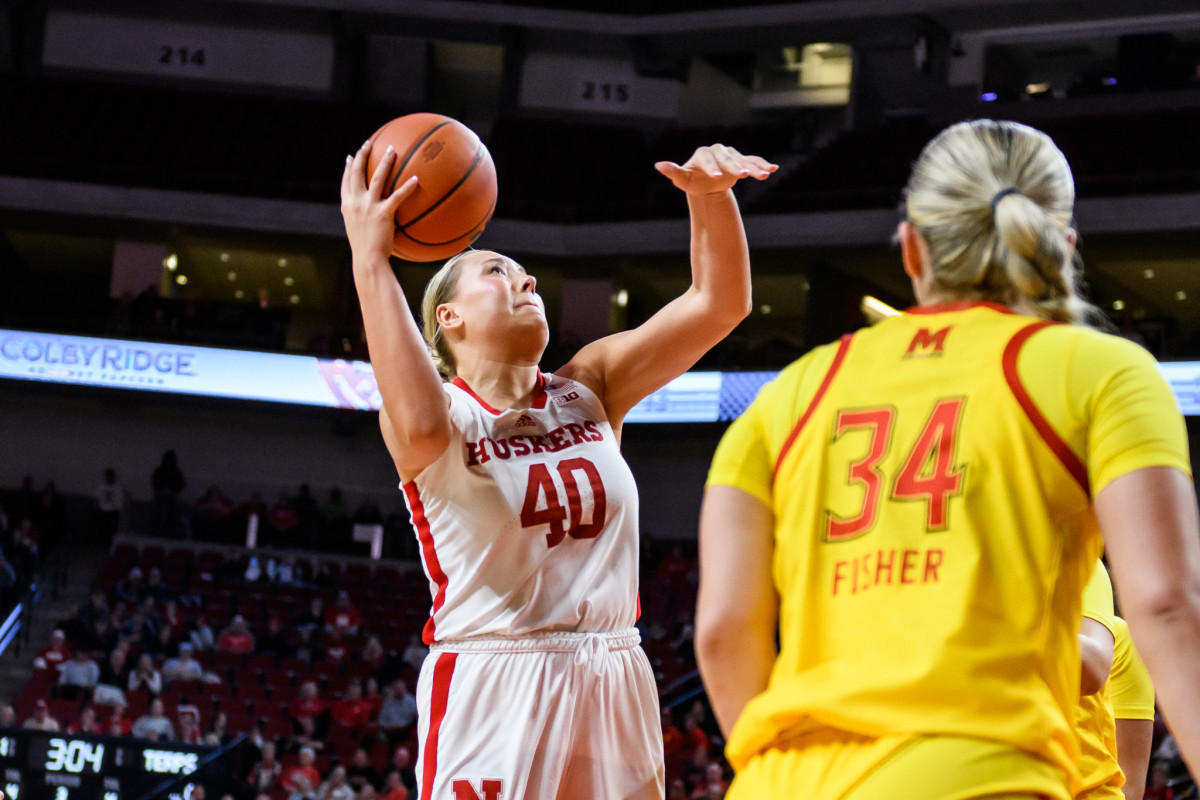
left=402, top=372, right=640, bottom=643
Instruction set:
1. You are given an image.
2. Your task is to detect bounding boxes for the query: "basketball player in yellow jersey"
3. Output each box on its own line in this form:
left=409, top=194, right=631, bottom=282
left=1110, top=617, right=1156, bottom=800
left=1077, top=562, right=1120, bottom=800
left=696, top=119, right=1200, bottom=800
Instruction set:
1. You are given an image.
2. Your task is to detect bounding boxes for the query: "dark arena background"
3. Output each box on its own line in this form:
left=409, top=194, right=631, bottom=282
left=1, top=0, right=1199, bottom=798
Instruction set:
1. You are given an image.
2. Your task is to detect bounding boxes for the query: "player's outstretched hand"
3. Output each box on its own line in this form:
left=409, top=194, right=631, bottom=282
left=655, top=144, right=777, bottom=195
left=340, top=139, right=421, bottom=261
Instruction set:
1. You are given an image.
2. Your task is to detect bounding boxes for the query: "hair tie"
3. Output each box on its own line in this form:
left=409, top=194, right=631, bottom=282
left=990, top=187, right=1023, bottom=214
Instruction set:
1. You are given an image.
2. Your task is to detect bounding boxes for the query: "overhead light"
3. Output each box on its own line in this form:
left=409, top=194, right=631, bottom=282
left=175, top=275, right=188, bottom=286
left=1112, top=300, right=1125, bottom=310
left=861, top=295, right=901, bottom=323
left=227, top=271, right=237, bottom=281
left=219, top=253, right=230, bottom=263
left=289, top=295, right=300, bottom=304
left=164, top=254, right=178, bottom=271
left=1102, top=77, right=1117, bottom=86
left=615, top=289, right=628, bottom=308
left=760, top=304, right=772, bottom=315
left=1025, top=82, right=1050, bottom=94
left=1144, top=269, right=1155, bottom=279
left=810, top=43, right=834, bottom=53
left=234, top=289, right=245, bottom=300
left=283, top=276, right=295, bottom=287
left=1177, top=290, right=1187, bottom=301
left=981, top=92, right=998, bottom=102
left=278, top=258, right=289, bottom=268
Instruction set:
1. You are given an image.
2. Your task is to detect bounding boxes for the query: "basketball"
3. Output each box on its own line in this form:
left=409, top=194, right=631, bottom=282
left=365, top=113, right=498, bottom=262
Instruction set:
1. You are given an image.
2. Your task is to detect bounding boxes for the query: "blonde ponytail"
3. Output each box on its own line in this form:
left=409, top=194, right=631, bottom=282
left=904, top=119, right=1098, bottom=325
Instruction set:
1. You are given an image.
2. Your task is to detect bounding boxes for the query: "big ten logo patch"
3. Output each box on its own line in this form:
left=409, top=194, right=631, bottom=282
left=904, top=326, right=952, bottom=358
left=552, top=390, right=580, bottom=405
left=453, top=778, right=503, bottom=800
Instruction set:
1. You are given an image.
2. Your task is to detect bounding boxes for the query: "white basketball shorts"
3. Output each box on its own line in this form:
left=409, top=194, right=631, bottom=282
left=415, top=628, right=665, bottom=800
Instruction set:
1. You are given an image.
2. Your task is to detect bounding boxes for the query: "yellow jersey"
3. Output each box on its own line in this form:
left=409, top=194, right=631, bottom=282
left=707, top=302, right=1189, bottom=788
left=1109, top=617, right=1155, bottom=723
left=1077, top=562, right=1120, bottom=797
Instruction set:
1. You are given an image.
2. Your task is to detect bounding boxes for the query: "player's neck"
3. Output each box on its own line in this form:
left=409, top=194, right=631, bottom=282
left=455, top=359, right=542, bottom=410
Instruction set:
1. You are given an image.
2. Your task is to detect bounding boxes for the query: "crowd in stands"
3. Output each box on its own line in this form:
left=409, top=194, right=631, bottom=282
left=1, top=484, right=731, bottom=800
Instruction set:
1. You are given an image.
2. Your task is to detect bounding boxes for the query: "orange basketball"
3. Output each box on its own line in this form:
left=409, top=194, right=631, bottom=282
left=365, top=113, right=498, bottom=262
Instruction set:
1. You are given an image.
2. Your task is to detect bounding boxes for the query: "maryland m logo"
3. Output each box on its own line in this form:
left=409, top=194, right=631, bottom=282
left=904, top=326, right=952, bottom=358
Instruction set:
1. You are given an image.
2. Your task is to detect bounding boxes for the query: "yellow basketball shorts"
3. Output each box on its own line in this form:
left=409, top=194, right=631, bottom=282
left=727, top=730, right=1070, bottom=800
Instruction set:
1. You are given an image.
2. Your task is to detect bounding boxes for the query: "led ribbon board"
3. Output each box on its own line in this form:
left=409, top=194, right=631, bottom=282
left=2, top=328, right=1197, bottom=419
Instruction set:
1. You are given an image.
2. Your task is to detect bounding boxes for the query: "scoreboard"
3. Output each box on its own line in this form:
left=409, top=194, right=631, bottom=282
left=0, top=728, right=235, bottom=800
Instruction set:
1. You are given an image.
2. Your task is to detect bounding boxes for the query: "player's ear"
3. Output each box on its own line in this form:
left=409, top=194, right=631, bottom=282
left=898, top=221, right=929, bottom=282
left=436, top=302, right=462, bottom=332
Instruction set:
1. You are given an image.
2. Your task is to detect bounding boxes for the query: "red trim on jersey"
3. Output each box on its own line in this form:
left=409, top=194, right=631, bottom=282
left=404, top=480, right=448, bottom=645
left=1002, top=321, right=1090, bottom=495
left=421, top=652, right=458, bottom=800
left=773, top=334, right=854, bottom=479
left=906, top=301, right=1015, bottom=315
left=452, top=372, right=548, bottom=414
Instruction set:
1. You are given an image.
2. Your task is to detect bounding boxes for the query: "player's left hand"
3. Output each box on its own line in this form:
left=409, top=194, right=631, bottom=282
left=655, top=144, right=777, bottom=195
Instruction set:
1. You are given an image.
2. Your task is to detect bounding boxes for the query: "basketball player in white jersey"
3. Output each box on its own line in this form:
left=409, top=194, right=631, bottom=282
left=341, top=139, right=776, bottom=799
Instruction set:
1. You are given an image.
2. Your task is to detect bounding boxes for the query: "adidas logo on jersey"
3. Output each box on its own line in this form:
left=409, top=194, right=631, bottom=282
left=515, top=414, right=537, bottom=428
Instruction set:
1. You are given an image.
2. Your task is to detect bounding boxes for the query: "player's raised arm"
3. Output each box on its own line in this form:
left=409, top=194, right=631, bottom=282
left=558, top=144, right=776, bottom=427
left=340, top=140, right=453, bottom=478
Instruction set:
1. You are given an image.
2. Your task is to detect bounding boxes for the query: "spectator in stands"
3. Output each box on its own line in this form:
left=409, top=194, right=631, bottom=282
left=377, top=680, right=417, bottom=741
left=24, top=699, right=60, bottom=732
left=151, top=449, right=186, bottom=537
left=689, top=763, right=729, bottom=800
left=358, top=787, right=378, bottom=800
left=389, top=747, right=417, bottom=799
left=331, top=680, right=373, bottom=727
left=325, top=591, right=361, bottom=634
left=75, top=590, right=110, bottom=637
left=145, top=567, right=177, bottom=604
left=188, top=614, right=216, bottom=652
left=345, top=747, right=380, bottom=793
left=161, top=600, right=186, bottom=639
left=323, top=629, right=349, bottom=663
left=210, top=711, right=231, bottom=745
left=363, top=677, right=382, bottom=718
left=218, top=615, right=256, bottom=653
left=680, top=712, right=709, bottom=759
left=400, top=634, right=427, bottom=672
left=293, top=627, right=321, bottom=663
left=285, top=715, right=326, bottom=755
left=59, top=647, right=100, bottom=698
left=162, top=641, right=204, bottom=684
left=316, top=765, right=354, bottom=800
left=380, top=771, right=408, bottom=800
left=256, top=615, right=290, bottom=658
left=291, top=680, right=328, bottom=722
left=94, top=646, right=131, bottom=706
left=295, top=598, right=325, bottom=632
left=108, top=702, right=132, bottom=735
left=247, top=740, right=283, bottom=794
left=67, top=706, right=102, bottom=735
left=35, top=629, right=72, bottom=673
left=94, top=467, right=125, bottom=545
left=35, top=480, right=66, bottom=554
left=662, top=708, right=685, bottom=761
left=121, top=608, right=157, bottom=652
left=193, top=485, right=237, bottom=543
left=128, top=653, right=163, bottom=697
left=322, top=487, right=350, bottom=532
left=0, top=705, right=16, bottom=727
left=667, top=779, right=688, bottom=800
left=266, top=494, right=300, bottom=548
left=116, top=567, right=146, bottom=606
left=359, top=635, right=386, bottom=673
left=281, top=746, right=321, bottom=799
left=132, top=697, right=174, bottom=740
left=176, top=706, right=203, bottom=744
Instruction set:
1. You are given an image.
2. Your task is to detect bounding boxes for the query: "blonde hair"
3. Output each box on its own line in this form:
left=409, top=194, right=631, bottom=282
left=420, top=249, right=475, bottom=379
left=904, top=119, right=1097, bottom=324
